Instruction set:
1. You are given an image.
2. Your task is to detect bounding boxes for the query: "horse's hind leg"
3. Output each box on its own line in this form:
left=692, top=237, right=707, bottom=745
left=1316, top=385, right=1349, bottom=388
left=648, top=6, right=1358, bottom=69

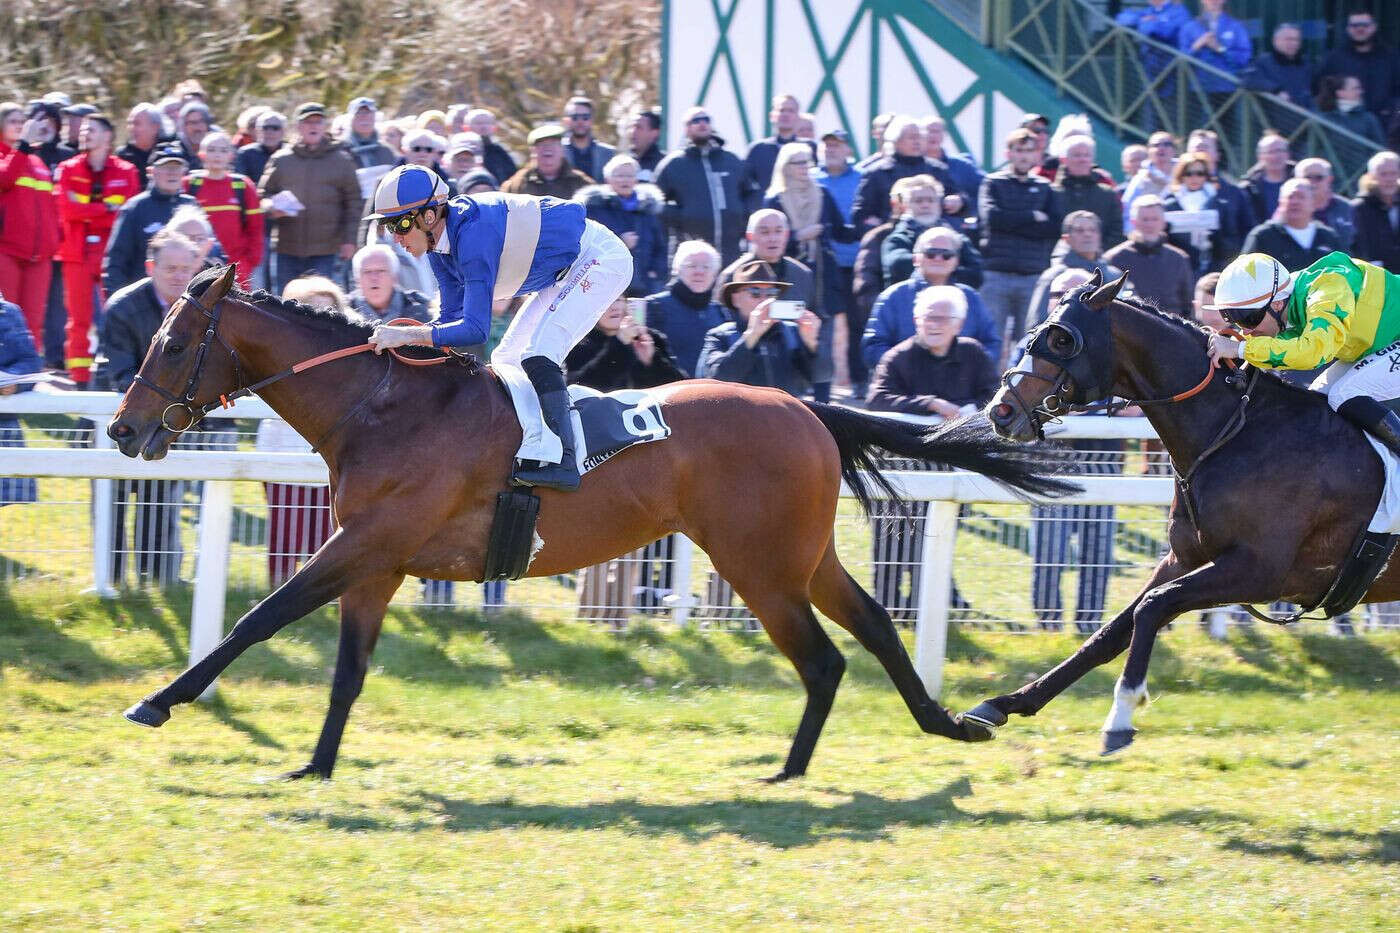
left=807, top=542, right=977, bottom=742
left=747, top=592, right=846, bottom=782
left=281, top=571, right=404, bottom=780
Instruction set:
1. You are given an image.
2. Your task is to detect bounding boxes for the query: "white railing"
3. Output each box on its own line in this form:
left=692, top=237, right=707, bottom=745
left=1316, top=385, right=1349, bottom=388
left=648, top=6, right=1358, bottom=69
left=1, top=390, right=1178, bottom=697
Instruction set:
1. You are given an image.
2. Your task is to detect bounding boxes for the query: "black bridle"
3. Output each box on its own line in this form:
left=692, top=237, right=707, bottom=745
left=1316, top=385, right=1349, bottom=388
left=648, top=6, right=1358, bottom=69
left=132, top=284, right=247, bottom=434
left=1000, top=296, right=1231, bottom=440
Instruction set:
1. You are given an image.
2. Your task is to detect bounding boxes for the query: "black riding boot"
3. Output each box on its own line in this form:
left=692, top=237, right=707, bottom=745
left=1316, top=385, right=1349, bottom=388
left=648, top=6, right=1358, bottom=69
left=1338, top=395, right=1400, bottom=457
left=510, top=356, right=580, bottom=492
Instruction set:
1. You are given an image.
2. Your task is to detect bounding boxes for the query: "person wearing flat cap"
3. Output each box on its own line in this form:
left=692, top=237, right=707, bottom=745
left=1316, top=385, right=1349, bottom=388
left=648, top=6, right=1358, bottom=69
left=258, top=101, right=362, bottom=294
left=500, top=123, right=594, bottom=199
left=697, top=259, right=820, bottom=397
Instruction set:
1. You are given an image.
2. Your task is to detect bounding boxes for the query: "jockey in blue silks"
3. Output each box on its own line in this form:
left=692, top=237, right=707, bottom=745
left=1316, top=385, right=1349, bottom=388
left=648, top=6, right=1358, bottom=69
left=366, top=163, right=633, bottom=491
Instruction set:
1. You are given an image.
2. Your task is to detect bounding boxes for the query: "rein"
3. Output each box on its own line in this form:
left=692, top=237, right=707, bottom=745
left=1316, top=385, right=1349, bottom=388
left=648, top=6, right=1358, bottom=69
left=133, top=282, right=463, bottom=434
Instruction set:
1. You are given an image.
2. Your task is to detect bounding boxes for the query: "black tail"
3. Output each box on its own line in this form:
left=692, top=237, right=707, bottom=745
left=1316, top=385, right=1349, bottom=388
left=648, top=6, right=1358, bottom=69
left=803, top=403, right=1080, bottom=516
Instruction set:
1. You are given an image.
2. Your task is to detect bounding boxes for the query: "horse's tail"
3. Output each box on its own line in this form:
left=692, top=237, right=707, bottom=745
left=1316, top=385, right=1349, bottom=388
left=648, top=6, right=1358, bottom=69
left=802, top=402, right=1081, bottom=516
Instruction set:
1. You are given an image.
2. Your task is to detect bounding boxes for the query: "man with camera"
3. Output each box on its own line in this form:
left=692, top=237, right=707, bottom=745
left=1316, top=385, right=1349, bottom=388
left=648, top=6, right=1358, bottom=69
left=698, top=259, right=819, bottom=398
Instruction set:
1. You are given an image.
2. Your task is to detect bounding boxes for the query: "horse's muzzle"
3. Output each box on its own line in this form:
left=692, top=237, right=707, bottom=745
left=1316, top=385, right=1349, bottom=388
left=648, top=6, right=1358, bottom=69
left=987, top=399, right=1038, bottom=443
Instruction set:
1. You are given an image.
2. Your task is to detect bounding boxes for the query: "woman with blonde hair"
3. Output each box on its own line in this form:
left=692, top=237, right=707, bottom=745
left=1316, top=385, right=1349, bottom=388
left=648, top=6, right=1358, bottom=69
left=763, top=141, right=855, bottom=402
left=1160, top=152, right=1242, bottom=276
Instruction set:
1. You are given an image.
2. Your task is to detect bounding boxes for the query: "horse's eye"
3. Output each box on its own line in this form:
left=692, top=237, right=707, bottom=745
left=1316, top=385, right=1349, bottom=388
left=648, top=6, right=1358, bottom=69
left=1050, top=332, right=1072, bottom=352
left=165, top=342, right=184, bottom=356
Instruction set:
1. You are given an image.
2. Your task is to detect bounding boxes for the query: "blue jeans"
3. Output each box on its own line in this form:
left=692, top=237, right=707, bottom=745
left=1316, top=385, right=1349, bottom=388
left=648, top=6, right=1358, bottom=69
left=1031, top=504, right=1116, bottom=632
left=273, top=253, right=336, bottom=296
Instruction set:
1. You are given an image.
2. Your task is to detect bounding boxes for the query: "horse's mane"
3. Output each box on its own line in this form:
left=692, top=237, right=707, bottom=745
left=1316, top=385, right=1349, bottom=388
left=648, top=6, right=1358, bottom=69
left=1109, top=291, right=1321, bottom=402
left=189, top=265, right=375, bottom=339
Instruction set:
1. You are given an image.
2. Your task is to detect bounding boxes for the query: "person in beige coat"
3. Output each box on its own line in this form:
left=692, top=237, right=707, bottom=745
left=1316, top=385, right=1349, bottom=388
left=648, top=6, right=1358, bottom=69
left=259, top=101, right=362, bottom=293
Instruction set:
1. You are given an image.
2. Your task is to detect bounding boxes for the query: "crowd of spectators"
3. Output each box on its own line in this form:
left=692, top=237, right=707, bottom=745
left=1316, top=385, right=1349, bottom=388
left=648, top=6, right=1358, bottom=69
left=2, top=9, right=1400, bottom=616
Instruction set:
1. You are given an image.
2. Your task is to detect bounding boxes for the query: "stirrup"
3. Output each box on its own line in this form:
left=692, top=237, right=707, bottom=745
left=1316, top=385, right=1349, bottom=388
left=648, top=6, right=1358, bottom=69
left=510, top=458, right=580, bottom=492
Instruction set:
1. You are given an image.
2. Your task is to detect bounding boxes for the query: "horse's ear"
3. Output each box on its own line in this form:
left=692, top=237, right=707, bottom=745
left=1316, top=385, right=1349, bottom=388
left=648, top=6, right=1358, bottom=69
left=205, top=263, right=238, bottom=304
left=1087, top=267, right=1103, bottom=289
left=1085, top=272, right=1128, bottom=310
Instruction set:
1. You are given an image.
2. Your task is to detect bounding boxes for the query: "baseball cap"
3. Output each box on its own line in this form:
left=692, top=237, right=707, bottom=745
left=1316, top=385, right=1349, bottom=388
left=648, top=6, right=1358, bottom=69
left=82, top=111, right=115, bottom=132
left=446, top=132, right=481, bottom=157
left=347, top=97, right=377, bottom=115
left=43, top=91, right=72, bottom=108
left=820, top=128, right=850, bottom=143
left=294, top=102, right=327, bottom=121
left=527, top=123, right=566, bottom=146
left=151, top=143, right=189, bottom=167
left=257, top=110, right=286, bottom=129
left=62, top=102, right=98, bottom=118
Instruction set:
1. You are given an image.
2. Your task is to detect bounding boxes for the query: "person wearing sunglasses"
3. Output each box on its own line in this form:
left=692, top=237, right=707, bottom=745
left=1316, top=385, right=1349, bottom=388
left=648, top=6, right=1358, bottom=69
left=1161, top=153, right=1239, bottom=277
left=654, top=106, right=758, bottom=268
left=698, top=259, right=818, bottom=397
left=1318, top=9, right=1400, bottom=123
left=1206, top=249, right=1400, bottom=461
left=365, top=163, right=633, bottom=491
left=560, top=95, right=615, bottom=184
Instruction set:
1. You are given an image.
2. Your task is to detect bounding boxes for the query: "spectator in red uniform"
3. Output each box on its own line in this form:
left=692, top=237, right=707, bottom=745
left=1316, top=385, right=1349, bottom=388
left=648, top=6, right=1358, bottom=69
left=0, top=102, right=59, bottom=346
left=184, top=131, right=264, bottom=288
left=54, top=111, right=140, bottom=383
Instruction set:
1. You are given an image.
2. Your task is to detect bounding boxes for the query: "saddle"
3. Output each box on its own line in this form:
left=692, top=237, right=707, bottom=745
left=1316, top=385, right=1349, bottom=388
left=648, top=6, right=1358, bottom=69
left=482, top=382, right=673, bottom=581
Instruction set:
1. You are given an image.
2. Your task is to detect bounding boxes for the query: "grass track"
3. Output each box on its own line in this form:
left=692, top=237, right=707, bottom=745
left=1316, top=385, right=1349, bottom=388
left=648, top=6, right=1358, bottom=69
left=2, top=581, right=1397, bottom=930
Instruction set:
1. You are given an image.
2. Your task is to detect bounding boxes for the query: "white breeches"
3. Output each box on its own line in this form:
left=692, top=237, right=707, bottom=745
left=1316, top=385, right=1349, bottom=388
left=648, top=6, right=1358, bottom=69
left=1310, top=337, right=1400, bottom=411
left=491, top=220, right=633, bottom=463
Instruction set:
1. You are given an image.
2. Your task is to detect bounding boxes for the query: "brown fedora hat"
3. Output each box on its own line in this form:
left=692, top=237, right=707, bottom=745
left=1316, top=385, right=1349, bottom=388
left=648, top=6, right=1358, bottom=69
left=719, top=259, right=791, bottom=309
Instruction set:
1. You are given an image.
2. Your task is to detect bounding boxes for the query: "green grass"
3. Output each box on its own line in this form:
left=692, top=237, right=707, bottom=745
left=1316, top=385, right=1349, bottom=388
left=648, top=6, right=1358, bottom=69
left=2, top=581, right=1396, bottom=930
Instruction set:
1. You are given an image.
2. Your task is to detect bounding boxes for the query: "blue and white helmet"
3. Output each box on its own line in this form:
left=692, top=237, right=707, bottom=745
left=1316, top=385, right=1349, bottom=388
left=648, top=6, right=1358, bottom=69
left=368, top=164, right=450, bottom=220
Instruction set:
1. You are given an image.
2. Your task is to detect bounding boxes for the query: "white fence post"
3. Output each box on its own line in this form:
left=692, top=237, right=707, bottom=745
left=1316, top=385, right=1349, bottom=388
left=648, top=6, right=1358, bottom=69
left=190, top=479, right=234, bottom=701
left=87, top=418, right=118, bottom=598
left=665, top=534, right=697, bottom=628
left=914, top=500, right=960, bottom=696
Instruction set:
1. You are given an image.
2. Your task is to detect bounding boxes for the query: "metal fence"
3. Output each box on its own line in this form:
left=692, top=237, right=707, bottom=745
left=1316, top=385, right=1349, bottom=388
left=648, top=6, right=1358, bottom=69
left=987, top=0, right=1382, bottom=192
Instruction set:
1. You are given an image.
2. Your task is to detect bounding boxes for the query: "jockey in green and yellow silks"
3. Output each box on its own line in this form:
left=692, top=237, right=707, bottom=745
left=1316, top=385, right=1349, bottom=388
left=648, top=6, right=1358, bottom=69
left=1206, top=250, right=1400, bottom=460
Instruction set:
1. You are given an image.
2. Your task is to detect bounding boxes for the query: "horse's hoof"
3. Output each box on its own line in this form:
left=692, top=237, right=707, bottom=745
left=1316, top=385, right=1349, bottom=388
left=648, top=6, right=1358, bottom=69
left=957, top=717, right=997, bottom=742
left=1100, top=729, right=1137, bottom=756
left=759, top=769, right=799, bottom=784
left=959, top=701, right=1009, bottom=731
left=264, top=764, right=329, bottom=783
left=123, top=700, right=170, bottom=728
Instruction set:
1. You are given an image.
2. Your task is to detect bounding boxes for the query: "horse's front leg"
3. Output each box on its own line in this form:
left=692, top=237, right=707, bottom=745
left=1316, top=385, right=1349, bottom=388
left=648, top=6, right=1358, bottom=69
left=959, top=553, right=1188, bottom=733
left=124, top=526, right=394, bottom=727
left=279, top=571, right=405, bottom=780
left=1102, top=547, right=1278, bottom=754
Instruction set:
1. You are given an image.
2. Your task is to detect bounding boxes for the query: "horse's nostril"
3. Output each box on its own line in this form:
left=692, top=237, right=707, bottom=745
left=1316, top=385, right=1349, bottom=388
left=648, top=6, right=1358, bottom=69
left=110, top=422, right=133, bottom=439
left=993, top=403, right=1013, bottom=420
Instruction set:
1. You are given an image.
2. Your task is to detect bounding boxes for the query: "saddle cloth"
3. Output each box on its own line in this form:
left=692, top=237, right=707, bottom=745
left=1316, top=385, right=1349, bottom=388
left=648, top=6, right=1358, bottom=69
left=566, top=385, right=672, bottom=476
left=1361, top=434, right=1400, bottom=534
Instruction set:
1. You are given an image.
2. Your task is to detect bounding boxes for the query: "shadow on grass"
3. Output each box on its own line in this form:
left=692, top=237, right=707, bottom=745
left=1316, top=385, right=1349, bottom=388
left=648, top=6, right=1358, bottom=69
left=277, top=778, right=979, bottom=848
left=201, top=694, right=285, bottom=750
left=0, top=581, right=136, bottom=683
left=269, top=787, right=1398, bottom=862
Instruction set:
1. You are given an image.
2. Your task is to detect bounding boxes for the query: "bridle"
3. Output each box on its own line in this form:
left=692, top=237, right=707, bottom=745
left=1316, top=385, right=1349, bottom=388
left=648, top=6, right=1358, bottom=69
left=130, top=280, right=468, bottom=437
left=1000, top=310, right=1232, bottom=440
left=132, top=284, right=247, bottom=433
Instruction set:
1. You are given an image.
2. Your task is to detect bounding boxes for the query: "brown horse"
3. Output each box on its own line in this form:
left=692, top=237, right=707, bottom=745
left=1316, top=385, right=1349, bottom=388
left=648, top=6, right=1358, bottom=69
left=964, top=270, right=1400, bottom=752
left=108, top=264, right=1073, bottom=781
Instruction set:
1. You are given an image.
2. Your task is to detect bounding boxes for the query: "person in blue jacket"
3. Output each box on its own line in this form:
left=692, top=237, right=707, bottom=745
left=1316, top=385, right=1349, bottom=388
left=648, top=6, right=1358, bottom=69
left=861, top=227, right=1001, bottom=371
left=0, top=296, right=41, bottom=506
left=367, top=164, right=633, bottom=491
left=1115, top=0, right=1192, bottom=83
left=1177, top=0, right=1253, bottom=95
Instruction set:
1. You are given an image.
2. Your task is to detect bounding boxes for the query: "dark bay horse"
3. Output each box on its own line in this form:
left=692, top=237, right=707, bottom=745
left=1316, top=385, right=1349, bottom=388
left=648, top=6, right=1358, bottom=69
left=108, top=265, right=1074, bottom=781
left=961, top=270, right=1399, bottom=752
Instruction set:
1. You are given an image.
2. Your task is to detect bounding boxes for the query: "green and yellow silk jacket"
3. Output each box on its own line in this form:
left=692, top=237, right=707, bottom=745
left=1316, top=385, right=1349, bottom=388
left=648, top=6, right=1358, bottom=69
left=1243, top=251, right=1400, bottom=370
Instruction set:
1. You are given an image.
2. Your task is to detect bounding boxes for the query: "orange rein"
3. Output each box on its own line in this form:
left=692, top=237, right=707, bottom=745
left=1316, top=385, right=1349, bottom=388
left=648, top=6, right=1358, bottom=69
left=216, top=318, right=456, bottom=411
